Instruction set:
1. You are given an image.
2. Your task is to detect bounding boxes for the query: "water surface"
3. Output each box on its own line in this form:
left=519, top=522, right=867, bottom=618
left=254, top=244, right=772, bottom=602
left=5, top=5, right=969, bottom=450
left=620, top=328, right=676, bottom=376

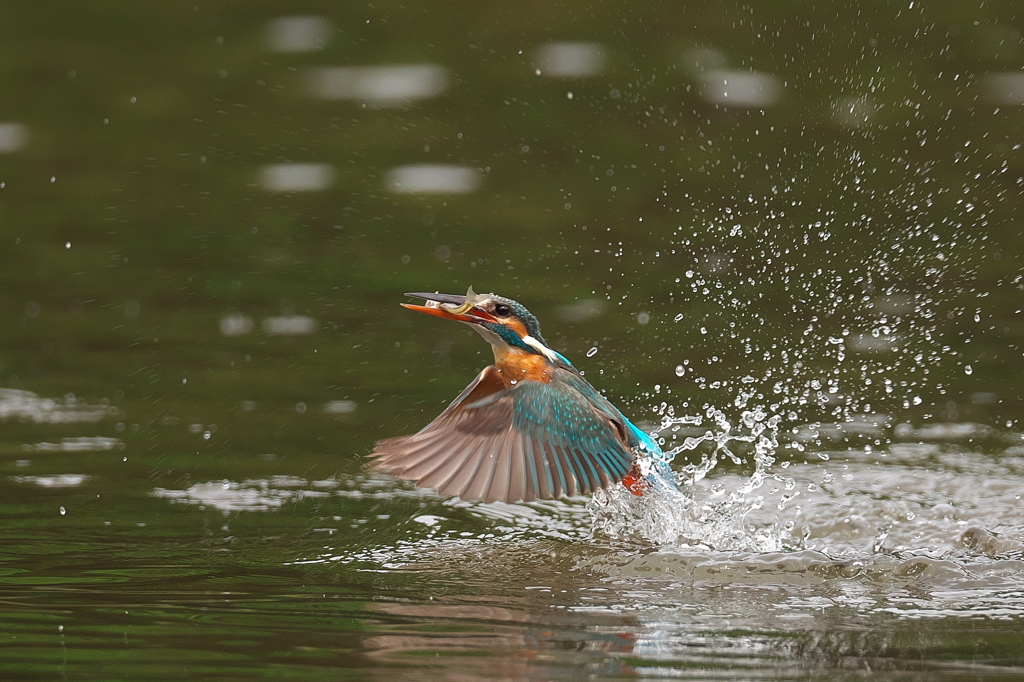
left=1, top=1, right=1022, bottom=679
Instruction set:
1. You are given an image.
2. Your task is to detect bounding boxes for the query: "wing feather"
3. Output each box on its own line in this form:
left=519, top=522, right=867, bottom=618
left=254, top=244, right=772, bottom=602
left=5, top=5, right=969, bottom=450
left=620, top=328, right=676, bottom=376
left=519, top=433, right=539, bottom=501
left=461, top=433, right=498, bottom=502
left=405, top=452, right=454, bottom=484
left=525, top=436, right=551, bottom=500
left=482, top=427, right=513, bottom=503
left=419, top=440, right=475, bottom=492
left=369, top=364, right=640, bottom=503
left=552, top=438, right=569, bottom=497
left=506, top=432, right=527, bottom=503
left=569, top=438, right=598, bottom=491
left=557, top=442, right=578, bottom=497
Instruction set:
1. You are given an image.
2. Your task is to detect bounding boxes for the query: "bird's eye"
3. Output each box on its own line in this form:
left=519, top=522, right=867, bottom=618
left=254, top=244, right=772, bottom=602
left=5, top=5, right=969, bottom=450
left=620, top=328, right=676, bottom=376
left=494, top=303, right=511, bottom=316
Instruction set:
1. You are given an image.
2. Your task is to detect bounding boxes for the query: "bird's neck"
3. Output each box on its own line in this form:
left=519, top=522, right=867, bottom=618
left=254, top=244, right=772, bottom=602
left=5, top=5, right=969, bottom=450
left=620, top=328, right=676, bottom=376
left=492, top=346, right=552, bottom=386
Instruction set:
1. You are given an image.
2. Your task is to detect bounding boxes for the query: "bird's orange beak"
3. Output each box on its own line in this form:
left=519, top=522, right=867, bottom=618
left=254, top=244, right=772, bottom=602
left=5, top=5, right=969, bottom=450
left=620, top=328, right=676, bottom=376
left=403, top=291, right=498, bottom=325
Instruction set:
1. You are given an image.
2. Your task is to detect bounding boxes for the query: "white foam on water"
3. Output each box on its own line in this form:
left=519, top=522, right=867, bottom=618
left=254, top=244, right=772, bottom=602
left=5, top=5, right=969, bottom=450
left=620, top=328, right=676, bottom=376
left=0, top=389, right=115, bottom=424
left=219, top=313, right=254, bottom=337
left=589, top=405, right=792, bottom=550
left=10, top=474, right=90, bottom=488
left=385, top=164, right=481, bottom=195
left=259, top=163, right=335, bottom=192
left=26, top=437, right=123, bottom=452
left=587, top=402, right=1024, bottom=564
left=982, top=72, right=1024, bottom=105
left=305, top=64, right=449, bottom=105
left=152, top=477, right=330, bottom=513
left=0, top=123, right=29, bottom=153
left=265, top=16, right=331, bottom=53
left=701, top=70, right=781, bottom=108
left=533, top=42, right=607, bottom=78
left=261, top=314, right=317, bottom=335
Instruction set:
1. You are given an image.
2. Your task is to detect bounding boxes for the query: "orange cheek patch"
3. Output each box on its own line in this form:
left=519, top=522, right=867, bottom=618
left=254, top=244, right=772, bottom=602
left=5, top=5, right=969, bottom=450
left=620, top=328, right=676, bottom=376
left=506, top=319, right=528, bottom=338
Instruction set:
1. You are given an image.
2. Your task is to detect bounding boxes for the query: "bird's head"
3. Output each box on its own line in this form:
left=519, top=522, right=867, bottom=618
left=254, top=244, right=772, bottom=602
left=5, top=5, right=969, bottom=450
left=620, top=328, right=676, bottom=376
left=403, top=288, right=562, bottom=364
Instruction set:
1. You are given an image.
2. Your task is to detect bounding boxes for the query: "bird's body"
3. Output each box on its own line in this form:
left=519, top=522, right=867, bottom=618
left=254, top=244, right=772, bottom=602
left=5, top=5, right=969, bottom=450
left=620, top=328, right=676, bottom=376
left=370, top=289, right=667, bottom=504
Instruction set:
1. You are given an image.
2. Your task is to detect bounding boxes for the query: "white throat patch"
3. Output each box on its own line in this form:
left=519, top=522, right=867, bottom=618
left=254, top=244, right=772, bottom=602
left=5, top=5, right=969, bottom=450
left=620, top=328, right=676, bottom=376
left=469, top=320, right=558, bottom=363
left=521, top=335, right=558, bottom=362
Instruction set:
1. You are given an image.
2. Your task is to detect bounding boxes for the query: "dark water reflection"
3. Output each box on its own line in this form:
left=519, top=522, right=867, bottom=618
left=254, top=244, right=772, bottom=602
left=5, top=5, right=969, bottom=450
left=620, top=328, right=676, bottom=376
left=1, top=0, right=1023, bottom=678
left=4, top=502, right=1024, bottom=679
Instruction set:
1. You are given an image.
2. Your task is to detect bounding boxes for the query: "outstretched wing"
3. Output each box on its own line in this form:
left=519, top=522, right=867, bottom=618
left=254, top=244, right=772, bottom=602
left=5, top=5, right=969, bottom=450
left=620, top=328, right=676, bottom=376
left=369, top=366, right=634, bottom=503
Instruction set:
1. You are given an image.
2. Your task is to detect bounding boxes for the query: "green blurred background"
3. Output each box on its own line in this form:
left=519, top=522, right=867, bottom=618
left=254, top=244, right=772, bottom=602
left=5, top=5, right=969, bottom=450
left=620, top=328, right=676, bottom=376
left=1, top=1, right=1020, bottom=473
left=0, top=2, right=1022, bottom=677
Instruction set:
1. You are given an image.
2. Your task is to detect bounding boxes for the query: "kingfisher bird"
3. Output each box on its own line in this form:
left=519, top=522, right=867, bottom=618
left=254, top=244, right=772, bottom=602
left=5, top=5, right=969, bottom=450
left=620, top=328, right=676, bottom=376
left=370, top=288, right=674, bottom=504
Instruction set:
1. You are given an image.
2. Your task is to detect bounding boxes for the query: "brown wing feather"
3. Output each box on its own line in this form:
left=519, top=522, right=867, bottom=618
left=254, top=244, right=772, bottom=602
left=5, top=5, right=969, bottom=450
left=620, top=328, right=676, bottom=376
left=370, top=366, right=510, bottom=491
left=369, top=365, right=635, bottom=503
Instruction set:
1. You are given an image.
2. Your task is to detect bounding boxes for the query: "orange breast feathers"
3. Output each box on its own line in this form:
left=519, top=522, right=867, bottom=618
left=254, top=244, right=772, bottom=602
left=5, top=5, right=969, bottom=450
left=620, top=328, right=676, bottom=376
left=494, top=348, right=552, bottom=386
left=490, top=318, right=554, bottom=386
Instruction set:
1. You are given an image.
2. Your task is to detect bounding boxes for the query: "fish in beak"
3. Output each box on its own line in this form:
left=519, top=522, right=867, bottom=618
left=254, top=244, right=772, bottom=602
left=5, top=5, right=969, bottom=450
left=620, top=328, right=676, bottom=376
left=402, top=287, right=497, bottom=324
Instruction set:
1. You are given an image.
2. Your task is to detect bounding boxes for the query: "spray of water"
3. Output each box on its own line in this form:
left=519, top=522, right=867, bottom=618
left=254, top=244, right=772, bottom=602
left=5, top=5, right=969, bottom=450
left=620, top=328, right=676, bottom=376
left=586, top=160, right=994, bottom=550
left=589, top=402, right=798, bottom=550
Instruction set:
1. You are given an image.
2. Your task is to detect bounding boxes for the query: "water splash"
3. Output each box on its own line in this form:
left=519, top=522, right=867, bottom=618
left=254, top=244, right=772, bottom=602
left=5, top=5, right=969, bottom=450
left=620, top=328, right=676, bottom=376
left=589, top=404, right=796, bottom=550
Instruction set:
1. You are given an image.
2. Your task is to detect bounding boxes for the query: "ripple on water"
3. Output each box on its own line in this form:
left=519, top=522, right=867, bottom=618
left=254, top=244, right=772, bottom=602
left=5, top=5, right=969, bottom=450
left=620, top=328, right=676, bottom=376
left=0, top=388, right=115, bottom=423
left=9, top=473, right=90, bottom=488
left=148, top=423, right=1024, bottom=622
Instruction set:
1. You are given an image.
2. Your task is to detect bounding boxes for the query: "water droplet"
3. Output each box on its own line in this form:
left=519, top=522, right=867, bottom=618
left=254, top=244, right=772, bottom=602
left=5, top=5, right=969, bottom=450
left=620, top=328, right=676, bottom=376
left=964, top=365, right=973, bottom=375
left=675, top=365, right=685, bottom=376
left=65, top=241, right=71, bottom=249
left=586, top=346, right=598, bottom=357
left=59, top=506, right=66, bottom=516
